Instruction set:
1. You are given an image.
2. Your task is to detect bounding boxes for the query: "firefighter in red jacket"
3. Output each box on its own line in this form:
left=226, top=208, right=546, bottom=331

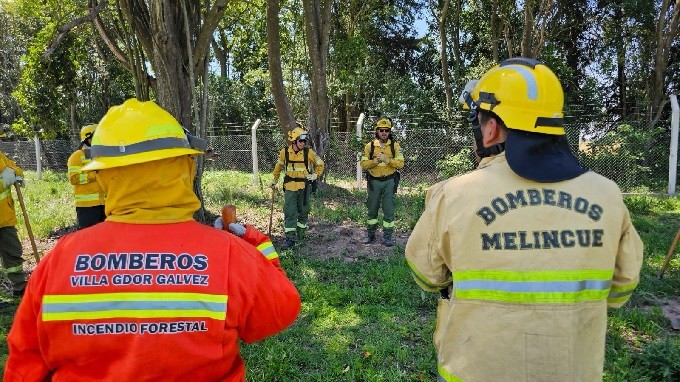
left=4, top=99, right=301, bottom=381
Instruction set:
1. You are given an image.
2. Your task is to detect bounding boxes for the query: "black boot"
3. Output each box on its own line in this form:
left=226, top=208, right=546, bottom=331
left=383, top=232, right=395, bottom=247
left=362, top=230, right=375, bottom=244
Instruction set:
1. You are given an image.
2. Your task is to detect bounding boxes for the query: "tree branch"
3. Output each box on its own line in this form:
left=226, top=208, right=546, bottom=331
left=42, top=0, right=108, bottom=59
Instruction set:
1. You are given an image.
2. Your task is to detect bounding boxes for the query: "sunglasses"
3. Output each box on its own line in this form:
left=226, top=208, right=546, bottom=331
left=297, top=138, right=307, bottom=142
left=378, top=129, right=390, bottom=133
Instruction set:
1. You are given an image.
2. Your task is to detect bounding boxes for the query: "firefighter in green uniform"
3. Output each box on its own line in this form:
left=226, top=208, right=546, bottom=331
left=0, top=149, right=27, bottom=297
left=271, top=126, right=324, bottom=249
left=360, top=117, right=405, bottom=247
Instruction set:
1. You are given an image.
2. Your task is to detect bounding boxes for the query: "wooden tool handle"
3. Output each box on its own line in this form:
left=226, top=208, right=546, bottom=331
left=221, top=205, right=237, bottom=229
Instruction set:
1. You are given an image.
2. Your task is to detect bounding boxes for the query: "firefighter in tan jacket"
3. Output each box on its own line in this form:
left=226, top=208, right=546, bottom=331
left=406, top=58, right=643, bottom=381
left=67, top=124, right=106, bottom=229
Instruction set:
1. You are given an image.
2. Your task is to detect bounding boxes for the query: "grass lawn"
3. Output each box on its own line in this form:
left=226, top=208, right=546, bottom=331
left=0, top=169, right=679, bottom=381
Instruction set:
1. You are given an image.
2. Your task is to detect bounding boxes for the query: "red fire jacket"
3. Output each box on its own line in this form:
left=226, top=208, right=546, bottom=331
left=5, top=221, right=301, bottom=381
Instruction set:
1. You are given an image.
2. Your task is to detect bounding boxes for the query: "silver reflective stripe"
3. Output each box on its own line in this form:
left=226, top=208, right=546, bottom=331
left=608, top=289, right=634, bottom=298
left=90, top=137, right=190, bottom=157
left=488, top=64, right=538, bottom=100
left=42, top=300, right=225, bottom=313
left=456, top=279, right=611, bottom=293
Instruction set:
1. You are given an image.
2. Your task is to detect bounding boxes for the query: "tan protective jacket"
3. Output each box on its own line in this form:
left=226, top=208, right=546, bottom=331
left=272, top=146, right=324, bottom=192
left=67, top=148, right=106, bottom=207
left=406, top=153, right=643, bottom=382
left=0, top=152, right=24, bottom=228
left=360, top=139, right=404, bottom=178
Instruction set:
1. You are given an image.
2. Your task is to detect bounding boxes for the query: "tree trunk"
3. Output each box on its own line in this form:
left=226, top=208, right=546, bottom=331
left=302, top=0, right=332, bottom=160
left=266, top=0, right=296, bottom=134
left=438, top=0, right=453, bottom=113
left=491, top=0, right=499, bottom=61
left=652, top=0, right=680, bottom=114
left=520, top=1, right=534, bottom=57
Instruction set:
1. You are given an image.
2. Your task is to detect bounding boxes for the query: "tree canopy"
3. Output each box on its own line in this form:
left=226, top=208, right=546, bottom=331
left=0, top=0, right=677, bottom=144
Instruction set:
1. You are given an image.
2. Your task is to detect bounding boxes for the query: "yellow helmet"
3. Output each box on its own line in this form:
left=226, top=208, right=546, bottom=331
left=80, top=124, right=97, bottom=141
left=288, top=126, right=308, bottom=142
left=375, top=118, right=392, bottom=130
left=468, top=58, right=564, bottom=135
left=81, top=98, right=204, bottom=171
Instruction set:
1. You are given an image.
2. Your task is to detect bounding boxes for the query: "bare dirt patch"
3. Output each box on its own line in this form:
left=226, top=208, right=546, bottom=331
left=283, top=220, right=409, bottom=262
left=661, top=299, right=680, bottom=330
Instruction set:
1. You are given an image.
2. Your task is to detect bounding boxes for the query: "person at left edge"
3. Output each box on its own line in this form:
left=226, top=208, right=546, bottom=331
left=67, top=124, right=106, bottom=229
left=4, top=98, right=301, bottom=381
left=0, top=149, right=27, bottom=298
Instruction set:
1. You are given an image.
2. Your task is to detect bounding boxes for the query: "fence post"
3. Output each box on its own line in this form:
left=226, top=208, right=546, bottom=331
left=356, top=113, right=366, bottom=189
left=34, top=135, right=42, bottom=180
left=669, top=95, right=679, bottom=196
left=251, top=119, right=262, bottom=187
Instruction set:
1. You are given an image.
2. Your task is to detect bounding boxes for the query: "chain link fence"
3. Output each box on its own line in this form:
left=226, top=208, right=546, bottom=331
left=0, top=112, right=673, bottom=193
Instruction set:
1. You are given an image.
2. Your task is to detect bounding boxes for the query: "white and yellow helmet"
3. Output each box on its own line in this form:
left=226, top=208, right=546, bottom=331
left=288, top=126, right=308, bottom=142
left=466, top=58, right=564, bottom=135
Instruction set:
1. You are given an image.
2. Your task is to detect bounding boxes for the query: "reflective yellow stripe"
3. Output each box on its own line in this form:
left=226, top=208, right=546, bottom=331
left=0, top=189, right=9, bottom=201
left=608, top=282, right=638, bottom=304
left=367, top=219, right=378, bottom=226
left=407, top=259, right=449, bottom=292
left=68, top=165, right=82, bottom=172
left=296, top=222, right=307, bottom=229
left=454, top=269, right=613, bottom=304
left=382, top=220, right=395, bottom=228
left=75, top=193, right=100, bottom=202
left=78, top=173, right=89, bottom=184
left=2, top=265, right=24, bottom=274
left=42, top=292, right=227, bottom=321
left=256, top=241, right=279, bottom=261
left=284, top=227, right=297, bottom=233
left=438, top=365, right=464, bottom=382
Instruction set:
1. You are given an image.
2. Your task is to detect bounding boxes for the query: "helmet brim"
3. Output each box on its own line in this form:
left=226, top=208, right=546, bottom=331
left=505, top=129, right=586, bottom=182
left=82, top=148, right=203, bottom=171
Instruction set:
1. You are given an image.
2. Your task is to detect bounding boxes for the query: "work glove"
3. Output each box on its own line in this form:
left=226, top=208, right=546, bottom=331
left=306, top=173, right=317, bottom=181
left=214, top=217, right=248, bottom=236
left=214, top=217, right=273, bottom=247
left=377, top=153, right=388, bottom=163
left=1, top=167, right=16, bottom=188
left=14, top=176, right=24, bottom=187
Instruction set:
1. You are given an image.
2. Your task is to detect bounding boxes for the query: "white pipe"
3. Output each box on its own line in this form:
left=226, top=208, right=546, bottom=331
left=669, top=95, right=679, bottom=195
left=251, top=119, right=261, bottom=187
left=356, top=113, right=366, bottom=189
left=34, top=135, right=42, bottom=180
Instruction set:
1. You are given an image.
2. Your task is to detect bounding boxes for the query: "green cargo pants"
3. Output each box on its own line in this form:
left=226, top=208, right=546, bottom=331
left=365, top=177, right=395, bottom=235
left=0, top=226, right=26, bottom=293
left=283, top=187, right=311, bottom=241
